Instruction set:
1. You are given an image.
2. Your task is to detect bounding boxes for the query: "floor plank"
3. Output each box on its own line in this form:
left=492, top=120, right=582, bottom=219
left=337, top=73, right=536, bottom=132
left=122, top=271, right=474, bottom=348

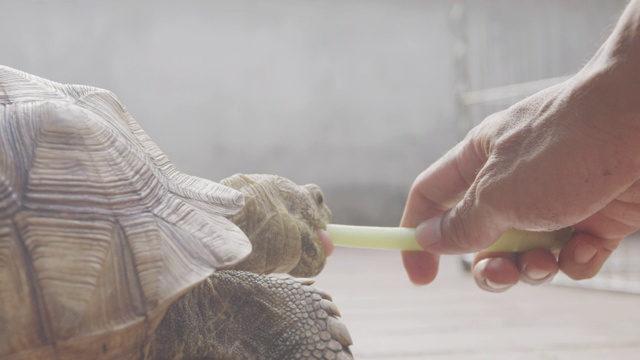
left=316, top=244, right=640, bottom=359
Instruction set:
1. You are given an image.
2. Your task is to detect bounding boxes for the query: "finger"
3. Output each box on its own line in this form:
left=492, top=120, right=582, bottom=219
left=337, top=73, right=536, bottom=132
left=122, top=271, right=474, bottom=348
left=471, top=253, right=519, bottom=292
left=401, top=139, right=486, bottom=228
left=415, top=183, right=507, bottom=254
left=578, top=201, right=640, bottom=239
left=402, top=251, right=440, bottom=285
left=616, top=179, right=640, bottom=203
left=400, top=140, right=488, bottom=283
left=558, top=232, right=622, bottom=280
left=516, top=248, right=558, bottom=285
left=403, top=138, right=506, bottom=254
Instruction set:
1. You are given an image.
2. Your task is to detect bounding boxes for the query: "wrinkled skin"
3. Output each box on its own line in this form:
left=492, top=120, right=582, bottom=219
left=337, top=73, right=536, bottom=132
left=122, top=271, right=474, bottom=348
left=221, top=174, right=333, bottom=277
left=148, top=174, right=352, bottom=360
left=148, top=271, right=353, bottom=360
left=401, top=0, right=640, bottom=292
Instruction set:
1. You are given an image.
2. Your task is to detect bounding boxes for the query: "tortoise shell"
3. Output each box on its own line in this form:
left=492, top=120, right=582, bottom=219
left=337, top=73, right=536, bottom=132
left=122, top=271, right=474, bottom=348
left=0, top=66, right=251, bottom=359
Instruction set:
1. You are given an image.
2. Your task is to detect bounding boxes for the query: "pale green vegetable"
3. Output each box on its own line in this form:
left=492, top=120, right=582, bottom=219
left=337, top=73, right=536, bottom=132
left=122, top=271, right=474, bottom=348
left=483, top=227, right=574, bottom=252
left=327, top=224, right=573, bottom=253
left=326, top=224, right=423, bottom=251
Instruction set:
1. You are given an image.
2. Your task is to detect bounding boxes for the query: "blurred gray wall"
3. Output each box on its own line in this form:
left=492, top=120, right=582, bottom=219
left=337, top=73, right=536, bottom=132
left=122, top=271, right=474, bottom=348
left=0, top=0, right=627, bottom=225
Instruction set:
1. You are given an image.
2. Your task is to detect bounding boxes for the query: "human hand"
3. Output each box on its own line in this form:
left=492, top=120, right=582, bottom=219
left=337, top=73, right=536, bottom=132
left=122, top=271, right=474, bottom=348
left=401, top=52, right=640, bottom=291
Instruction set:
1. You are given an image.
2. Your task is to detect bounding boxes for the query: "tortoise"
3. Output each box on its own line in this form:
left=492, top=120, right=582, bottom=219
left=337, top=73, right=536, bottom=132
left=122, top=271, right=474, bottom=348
left=0, top=65, right=353, bottom=359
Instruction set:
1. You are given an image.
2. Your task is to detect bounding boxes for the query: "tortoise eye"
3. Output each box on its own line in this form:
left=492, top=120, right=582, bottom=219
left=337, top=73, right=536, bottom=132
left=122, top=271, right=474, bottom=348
left=304, top=184, right=325, bottom=207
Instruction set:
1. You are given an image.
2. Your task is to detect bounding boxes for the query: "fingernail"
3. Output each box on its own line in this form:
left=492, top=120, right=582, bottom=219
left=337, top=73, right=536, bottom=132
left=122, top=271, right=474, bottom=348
left=485, top=279, right=514, bottom=291
left=521, top=264, right=553, bottom=284
left=415, top=217, right=441, bottom=250
left=473, top=258, right=514, bottom=293
left=574, top=241, right=597, bottom=265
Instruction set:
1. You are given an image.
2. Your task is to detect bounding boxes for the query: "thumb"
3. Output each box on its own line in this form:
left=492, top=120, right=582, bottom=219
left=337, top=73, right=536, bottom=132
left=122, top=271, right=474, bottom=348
left=415, top=188, right=506, bottom=254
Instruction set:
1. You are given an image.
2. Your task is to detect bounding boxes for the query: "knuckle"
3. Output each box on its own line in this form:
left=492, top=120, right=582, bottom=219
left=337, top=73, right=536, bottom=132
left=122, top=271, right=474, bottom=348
left=442, top=198, right=483, bottom=251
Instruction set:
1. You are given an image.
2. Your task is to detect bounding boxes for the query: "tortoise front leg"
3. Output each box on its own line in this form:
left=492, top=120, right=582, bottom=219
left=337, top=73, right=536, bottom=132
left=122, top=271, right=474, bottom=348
left=147, top=270, right=353, bottom=360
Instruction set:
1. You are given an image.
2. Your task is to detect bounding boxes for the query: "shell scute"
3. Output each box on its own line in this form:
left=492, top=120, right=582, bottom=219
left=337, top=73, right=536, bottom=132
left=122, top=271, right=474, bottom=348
left=0, top=220, right=45, bottom=355
left=0, top=65, right=252, bottom=358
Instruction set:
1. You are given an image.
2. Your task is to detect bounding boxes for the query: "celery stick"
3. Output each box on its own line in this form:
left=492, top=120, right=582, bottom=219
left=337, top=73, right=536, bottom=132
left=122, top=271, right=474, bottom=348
left=326, top=224, right=573, bottom=253
left=483, top=227, right=573, bottom=252
left=326, top=224, right=422, bottom=251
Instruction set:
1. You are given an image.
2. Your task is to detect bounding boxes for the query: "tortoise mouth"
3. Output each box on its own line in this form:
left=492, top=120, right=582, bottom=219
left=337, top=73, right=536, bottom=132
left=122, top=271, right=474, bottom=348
left=315, top=227, right=334, bottom=257
left=287, top=224, right=329, bottom=278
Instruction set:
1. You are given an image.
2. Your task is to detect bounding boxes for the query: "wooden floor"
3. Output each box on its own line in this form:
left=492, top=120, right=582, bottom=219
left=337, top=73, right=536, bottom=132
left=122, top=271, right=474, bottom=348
left=315, top=243, right=640, bottom=359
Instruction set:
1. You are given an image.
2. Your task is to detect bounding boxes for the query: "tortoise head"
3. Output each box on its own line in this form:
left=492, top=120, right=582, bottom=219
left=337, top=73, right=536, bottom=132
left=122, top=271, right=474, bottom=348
left=221, top=174, right=332, bottom=277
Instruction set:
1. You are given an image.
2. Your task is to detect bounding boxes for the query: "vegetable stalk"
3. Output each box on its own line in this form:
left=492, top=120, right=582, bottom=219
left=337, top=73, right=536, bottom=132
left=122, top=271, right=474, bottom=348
left=326, top=224, right=573, bottom=253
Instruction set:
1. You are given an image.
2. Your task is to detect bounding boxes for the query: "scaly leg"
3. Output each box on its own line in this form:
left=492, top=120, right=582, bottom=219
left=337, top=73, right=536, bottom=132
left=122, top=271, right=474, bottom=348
left=147, top=270, right=353, bottom=360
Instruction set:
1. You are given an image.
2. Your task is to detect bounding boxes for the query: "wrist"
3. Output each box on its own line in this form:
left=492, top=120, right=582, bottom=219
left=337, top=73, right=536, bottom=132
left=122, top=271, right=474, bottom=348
left=577, top=0, right=640, bottom=115
left=605, top=0, right=640, bottom=67
left=566, top=6, right=640, bottom=174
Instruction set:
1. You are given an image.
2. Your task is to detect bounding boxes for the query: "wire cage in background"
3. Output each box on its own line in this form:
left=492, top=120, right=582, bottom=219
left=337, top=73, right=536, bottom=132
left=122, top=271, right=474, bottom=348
left=450, top=0, right=640, bottom=294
